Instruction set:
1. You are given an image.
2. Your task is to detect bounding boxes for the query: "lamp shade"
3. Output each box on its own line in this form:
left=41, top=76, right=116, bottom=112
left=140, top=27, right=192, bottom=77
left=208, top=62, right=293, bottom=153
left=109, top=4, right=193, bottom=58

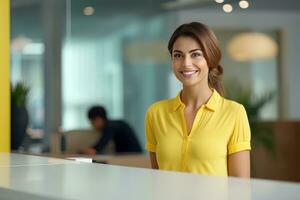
left=227, top=32, right=278, bottom=62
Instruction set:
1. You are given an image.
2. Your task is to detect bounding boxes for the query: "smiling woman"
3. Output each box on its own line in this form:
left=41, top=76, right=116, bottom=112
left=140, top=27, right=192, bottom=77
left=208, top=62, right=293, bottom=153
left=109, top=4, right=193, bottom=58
left=0, top=0, right=10, bottom=152
left=145, top=22, right=251, bottom=178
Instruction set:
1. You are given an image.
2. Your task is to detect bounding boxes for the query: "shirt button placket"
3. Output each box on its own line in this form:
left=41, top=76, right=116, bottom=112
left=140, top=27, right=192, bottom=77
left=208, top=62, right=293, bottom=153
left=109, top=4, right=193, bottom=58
left=181, top=136, right=190, bottom=171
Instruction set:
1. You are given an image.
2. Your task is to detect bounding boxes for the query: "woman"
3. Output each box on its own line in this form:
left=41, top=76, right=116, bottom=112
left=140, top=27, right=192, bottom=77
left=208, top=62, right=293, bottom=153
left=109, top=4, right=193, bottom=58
left=145, top=22, right=251, bottom=177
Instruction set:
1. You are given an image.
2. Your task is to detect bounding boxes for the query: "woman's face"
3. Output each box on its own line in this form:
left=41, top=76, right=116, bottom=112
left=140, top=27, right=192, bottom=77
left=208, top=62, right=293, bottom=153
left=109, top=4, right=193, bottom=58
left=171, top=36, right=209, bottom=87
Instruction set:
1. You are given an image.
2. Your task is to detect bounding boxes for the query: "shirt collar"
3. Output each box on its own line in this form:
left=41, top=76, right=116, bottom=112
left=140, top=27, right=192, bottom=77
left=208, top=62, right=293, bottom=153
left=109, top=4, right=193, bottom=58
left=172, top=93, right=185, bottom=111
left=172, top=89, right=221, bottom=112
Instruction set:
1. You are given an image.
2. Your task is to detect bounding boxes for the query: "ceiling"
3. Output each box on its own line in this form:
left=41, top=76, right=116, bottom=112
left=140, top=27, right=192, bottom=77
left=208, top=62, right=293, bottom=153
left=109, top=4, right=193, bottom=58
left=11, top=0, right=300, bottom=11
left=11, top=0, right=300, bottom=39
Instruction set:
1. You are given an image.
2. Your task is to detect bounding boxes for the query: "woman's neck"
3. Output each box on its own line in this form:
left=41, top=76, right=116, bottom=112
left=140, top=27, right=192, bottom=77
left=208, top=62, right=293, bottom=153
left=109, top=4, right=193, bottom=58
left=181, top=83, right=213, bottom=109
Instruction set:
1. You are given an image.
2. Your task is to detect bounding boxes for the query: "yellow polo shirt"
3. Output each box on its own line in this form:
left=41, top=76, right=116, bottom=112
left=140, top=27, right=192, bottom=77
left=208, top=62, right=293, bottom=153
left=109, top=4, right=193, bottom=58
left=145, top=89, right=251, bottom=176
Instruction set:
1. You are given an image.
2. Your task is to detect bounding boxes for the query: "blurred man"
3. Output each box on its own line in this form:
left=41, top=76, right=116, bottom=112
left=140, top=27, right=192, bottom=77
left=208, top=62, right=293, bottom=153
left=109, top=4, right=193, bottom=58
left=82, top=106, right=142, bottom=155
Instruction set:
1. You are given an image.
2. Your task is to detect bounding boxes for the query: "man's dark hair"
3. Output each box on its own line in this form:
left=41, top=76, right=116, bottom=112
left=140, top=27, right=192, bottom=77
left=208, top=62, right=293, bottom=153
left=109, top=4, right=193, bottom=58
left=87, top=106, right=107, bottom=120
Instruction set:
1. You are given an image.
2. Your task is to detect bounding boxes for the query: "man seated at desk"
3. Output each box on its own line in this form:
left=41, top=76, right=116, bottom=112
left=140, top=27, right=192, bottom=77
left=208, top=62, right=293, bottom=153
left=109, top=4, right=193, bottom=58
left=82, top=106, right=142, bottom=155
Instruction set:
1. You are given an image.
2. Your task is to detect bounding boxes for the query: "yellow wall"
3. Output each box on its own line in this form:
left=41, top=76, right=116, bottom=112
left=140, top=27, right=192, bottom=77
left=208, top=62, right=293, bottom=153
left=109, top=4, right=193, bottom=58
left=0, top=0, right=10, bottom=152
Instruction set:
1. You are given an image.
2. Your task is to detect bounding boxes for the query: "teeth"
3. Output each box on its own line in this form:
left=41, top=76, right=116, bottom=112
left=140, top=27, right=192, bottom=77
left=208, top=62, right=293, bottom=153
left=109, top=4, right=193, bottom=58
left=183, top=71, right=195, bottom=75
left=181, top=70, right=198, bottom=77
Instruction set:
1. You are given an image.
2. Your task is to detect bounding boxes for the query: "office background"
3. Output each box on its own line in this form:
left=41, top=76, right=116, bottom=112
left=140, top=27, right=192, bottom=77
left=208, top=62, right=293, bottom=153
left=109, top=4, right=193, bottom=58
left=2, top=0, right=300, bottom=181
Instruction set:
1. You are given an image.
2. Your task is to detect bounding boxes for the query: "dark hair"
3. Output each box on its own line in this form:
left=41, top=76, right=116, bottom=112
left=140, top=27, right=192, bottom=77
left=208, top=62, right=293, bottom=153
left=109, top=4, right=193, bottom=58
left=87, top=106, right=107, bottom=120
left=168, top=22, right=224, bottom=96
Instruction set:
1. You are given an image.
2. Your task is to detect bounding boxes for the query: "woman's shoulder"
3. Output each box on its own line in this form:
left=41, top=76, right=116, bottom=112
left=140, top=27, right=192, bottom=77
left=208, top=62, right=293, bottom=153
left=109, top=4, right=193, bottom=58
left=221, top=97, right=245, bottom=112
left=147, top=98, right=174, bottom=114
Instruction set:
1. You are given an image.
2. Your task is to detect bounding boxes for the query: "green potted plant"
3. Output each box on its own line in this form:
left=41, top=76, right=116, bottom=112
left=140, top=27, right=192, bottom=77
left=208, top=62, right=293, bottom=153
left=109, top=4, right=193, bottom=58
left=11, top=82, right=30, bottom=150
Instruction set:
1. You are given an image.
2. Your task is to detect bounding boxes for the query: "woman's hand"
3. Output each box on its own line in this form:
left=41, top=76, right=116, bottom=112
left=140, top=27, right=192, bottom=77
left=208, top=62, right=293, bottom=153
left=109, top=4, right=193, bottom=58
left=150, top=152, right=159, bottom=169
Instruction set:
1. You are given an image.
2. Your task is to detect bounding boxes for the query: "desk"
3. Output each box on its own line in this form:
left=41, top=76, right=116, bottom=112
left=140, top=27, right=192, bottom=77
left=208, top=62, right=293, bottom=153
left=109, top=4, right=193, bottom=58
left=1, top=153, right=300, bottom=200
left=31, top=153, right=151, bottom=168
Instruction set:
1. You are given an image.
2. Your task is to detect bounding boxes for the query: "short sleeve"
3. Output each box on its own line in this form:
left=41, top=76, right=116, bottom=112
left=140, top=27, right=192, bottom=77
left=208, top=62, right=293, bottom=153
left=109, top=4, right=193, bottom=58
left=145, top=108, right=157, bottom=152
left=228, top=104, right=251, bottom=155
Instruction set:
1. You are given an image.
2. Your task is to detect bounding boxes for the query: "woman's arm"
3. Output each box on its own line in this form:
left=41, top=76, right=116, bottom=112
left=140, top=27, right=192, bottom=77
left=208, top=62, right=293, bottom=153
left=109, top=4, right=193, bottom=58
left=228, top=150, right=250, bottom=178
left=149, top=152, right=159, bottom=169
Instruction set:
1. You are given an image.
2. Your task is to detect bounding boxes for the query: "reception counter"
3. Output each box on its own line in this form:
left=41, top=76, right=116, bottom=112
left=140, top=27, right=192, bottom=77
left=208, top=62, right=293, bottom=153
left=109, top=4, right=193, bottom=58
left=0, top=153, right=300, bottom=200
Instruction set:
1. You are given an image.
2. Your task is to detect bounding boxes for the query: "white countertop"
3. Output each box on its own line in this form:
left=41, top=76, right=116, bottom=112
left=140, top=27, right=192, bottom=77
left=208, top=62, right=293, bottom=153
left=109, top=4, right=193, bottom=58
left=0, top=153, right=300, bottom=200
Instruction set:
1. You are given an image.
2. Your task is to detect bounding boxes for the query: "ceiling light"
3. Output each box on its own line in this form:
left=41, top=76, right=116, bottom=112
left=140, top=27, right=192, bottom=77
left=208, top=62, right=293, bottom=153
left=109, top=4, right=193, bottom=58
left=239, top=0, right=249, bottom=9
left=227, top=32, right=278, bottom=62
left=223, top=4, right=232, bottom=13
left=83, top=6, right=95, bottom=16
left=215, top=0, right=224, bottom=3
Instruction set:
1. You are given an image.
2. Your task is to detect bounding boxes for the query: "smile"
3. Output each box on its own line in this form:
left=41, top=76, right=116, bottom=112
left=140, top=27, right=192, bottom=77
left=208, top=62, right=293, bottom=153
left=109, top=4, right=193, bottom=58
left=180, top=70, right=199, bottom=77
